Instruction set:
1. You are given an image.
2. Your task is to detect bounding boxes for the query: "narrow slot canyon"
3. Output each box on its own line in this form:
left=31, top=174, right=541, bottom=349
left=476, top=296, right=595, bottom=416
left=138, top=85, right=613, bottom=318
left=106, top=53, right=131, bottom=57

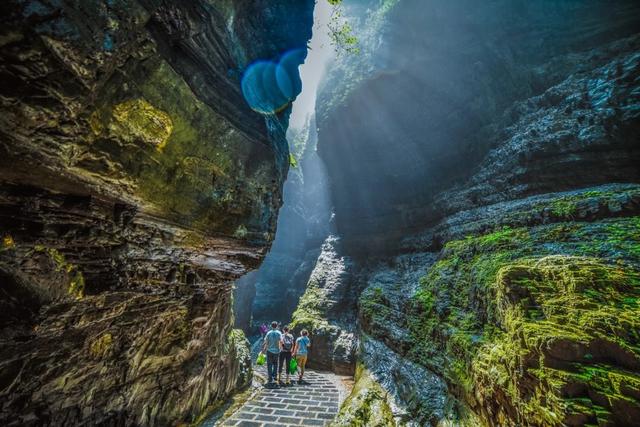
left=1, top=1, right=640, bottom=426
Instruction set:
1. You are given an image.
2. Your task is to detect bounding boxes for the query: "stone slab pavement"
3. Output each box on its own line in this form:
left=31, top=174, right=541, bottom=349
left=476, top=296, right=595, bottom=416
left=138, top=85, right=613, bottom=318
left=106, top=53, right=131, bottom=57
left=214, top=338, right=351, bottom=426
left=218, top=370, right=341, bottom=427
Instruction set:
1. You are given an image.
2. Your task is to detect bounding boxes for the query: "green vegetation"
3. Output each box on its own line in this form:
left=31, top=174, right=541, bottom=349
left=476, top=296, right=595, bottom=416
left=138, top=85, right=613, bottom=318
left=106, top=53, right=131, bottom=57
left=472, top=256, right=640, bottom=425
left=233, top=225, right=248, bottom=240
left=89, top=333, right=113, bottom=359
left=326, top=0, right=401, bottom=55
left=396, top=214, right=640, bottom=425
left=359, top=286, right=386, bottom=319
left=318, top=0, right=401, bottom=121
left=287, top=119, right=310, bottom=158
left=109, top=98, right=174, bottom=150
left=537, top=188, right=636, bottom=219
left=2, top=235, right=15, bottom=249
left=290, top=286, right=332, bottom=334
left=289, top=153, right=298, bottom=168
left=325, top=1, right=359, bottom=55
left=328, top=15, right=359, bottom=55
left=330, top=363, right=395, bottom=427
left=227, top=329, right=251, bottom=365
left=88, top=58, right=270, bottom=237
left=33, top=245, right=85, bottom=299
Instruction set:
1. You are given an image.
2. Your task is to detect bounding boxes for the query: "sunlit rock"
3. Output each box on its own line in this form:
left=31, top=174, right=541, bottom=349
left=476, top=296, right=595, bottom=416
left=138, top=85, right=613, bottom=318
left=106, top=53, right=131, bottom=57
left=0, top=0, right=313, bottom=425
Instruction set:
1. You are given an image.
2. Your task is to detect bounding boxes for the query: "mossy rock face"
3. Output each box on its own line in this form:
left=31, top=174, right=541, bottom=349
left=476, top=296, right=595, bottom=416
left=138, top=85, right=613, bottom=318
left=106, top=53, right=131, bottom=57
left=400, top=213, right=640, bottom=426
left=85, top=58, right=282, bottom=240
left=109, top=99, right=173, bottom=150
left=289, top=235, right=358, bottom=374
left=89, top=333, right=114, bottom=359
left=473, top=256, right=640, bottom=426
left=330, top=363, right=396, bottom=427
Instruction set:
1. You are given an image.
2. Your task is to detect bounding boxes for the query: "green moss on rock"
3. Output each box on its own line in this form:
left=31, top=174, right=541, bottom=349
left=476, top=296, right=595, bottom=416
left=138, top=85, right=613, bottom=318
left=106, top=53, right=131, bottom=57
left=290, top=286, right=333, bottom=334
left=472, top=256, right=640, bottom=426
left=87, top=59, right=279, bottom=239
left=330, top=363, right=395, bottom=427
left=89, top=333, right=113, bottom=359
left=404, top=213, right=640, bottom=426
left=33, top=245, right=85, bottom=299
left=110, top=98, right=173, bottom=150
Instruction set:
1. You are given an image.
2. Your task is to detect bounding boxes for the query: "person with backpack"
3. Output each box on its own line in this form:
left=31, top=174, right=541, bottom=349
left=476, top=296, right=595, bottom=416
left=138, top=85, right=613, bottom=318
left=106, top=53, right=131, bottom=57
left=278, top=326, right=294, bottom=385
left=261, top=321, right=282, bottom=386
left=292, top=329, right=311, bottom=384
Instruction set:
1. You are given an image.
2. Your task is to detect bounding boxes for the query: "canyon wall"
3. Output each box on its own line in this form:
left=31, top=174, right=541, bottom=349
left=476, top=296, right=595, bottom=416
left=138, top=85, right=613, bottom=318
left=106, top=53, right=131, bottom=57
left=0, top=0, right=313, bottom=425
left=299, top=0, right=640, bottom=425
left=234, top=120, right=333, bottom=333
left=317, top=0, right=640, bottom=253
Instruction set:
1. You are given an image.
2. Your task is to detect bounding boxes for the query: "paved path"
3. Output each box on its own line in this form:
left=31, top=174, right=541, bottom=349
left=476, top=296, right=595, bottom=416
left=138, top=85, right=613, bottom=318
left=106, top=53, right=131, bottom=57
left=214, top=339, right=348, bottom=427
left=218, top=370, right=341, bottom=426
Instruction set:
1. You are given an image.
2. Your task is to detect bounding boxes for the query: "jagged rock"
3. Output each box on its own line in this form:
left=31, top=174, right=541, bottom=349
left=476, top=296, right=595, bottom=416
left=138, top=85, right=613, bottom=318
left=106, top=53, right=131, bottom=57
left=240, top=120, right=332, bottom=331
left=330, top=362, right=396, bottom=427
left=430, top=37, right=640, bottom=221
left=290, top=235, right=359, bottom=375
left=317, top=0, right=640, bottom=253
left=314, top=0, right=640, bottom=425
left=0, top=0, right=313, bottom=425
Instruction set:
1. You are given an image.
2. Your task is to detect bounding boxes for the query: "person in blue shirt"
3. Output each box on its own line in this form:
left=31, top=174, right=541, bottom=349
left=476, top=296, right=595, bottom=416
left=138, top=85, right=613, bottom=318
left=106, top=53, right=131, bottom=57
left=261, top=321, right=282, bottom=385
left=292, top=329, right=311, bottom=384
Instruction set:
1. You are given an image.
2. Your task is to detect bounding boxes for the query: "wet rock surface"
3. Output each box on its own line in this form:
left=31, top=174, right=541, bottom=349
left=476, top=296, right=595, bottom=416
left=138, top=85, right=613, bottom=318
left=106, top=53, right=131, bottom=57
left=0, top=0, right=313, bottom=425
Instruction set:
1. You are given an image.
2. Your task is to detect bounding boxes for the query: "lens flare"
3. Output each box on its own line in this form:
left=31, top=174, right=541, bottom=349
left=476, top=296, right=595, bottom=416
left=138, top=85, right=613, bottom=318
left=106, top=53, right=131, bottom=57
left=276, top=49, right=306, bottom=100
left=241, top=49, right=307, bottom=114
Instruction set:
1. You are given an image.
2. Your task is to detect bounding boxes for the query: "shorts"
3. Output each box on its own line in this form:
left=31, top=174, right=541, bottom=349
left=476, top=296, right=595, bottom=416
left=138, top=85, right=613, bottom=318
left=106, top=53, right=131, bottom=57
left=296, top=354, right=308, bottom=366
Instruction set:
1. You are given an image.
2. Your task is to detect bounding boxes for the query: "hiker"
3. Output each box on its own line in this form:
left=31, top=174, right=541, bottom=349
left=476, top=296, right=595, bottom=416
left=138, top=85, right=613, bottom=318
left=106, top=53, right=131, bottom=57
left=292, top=329, right=311, bottom=383
left=261, top=321, right=282, bottom=385
left=259, top=323, right=268, bottom=338
left=278, top=326, right=294, bottom=385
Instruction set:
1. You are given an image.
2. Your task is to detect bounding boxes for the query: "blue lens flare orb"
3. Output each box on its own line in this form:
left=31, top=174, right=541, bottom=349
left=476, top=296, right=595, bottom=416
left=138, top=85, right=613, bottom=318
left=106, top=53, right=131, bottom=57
left=241, top=48, right=307, bottom=115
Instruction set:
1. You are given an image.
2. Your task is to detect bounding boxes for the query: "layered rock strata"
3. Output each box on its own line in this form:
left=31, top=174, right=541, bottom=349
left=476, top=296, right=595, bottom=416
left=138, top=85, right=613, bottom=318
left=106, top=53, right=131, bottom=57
left=303, top=0, right=640, bottom=425
left=0, top=0, right=313, bottom=425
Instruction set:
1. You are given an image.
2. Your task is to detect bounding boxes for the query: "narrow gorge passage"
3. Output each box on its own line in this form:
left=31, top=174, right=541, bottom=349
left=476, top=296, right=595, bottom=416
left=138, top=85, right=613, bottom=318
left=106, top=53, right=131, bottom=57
left=1, top=1, right=640, bottom=427
left=232, top=0, right=334, bottom=337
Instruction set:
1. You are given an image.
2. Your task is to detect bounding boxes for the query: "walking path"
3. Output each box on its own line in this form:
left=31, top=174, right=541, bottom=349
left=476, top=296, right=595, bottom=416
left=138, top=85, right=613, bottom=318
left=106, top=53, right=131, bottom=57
left=212, top=339, right=350, bottom=427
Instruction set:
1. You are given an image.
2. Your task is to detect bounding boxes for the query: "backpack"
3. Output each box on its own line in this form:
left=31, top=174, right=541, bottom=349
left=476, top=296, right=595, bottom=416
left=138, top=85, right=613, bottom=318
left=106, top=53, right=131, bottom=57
left=282, top=333, right=293, bottom=351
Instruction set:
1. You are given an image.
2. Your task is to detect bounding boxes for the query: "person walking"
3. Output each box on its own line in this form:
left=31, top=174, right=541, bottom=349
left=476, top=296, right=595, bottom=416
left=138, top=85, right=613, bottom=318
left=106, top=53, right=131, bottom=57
left=261, top=321, right=282, bottom=386
left=292, top=329, right=311, bottom=384
left=259, top=323, right=268, bottom=338
left=278, top=326, right=294, bottom=385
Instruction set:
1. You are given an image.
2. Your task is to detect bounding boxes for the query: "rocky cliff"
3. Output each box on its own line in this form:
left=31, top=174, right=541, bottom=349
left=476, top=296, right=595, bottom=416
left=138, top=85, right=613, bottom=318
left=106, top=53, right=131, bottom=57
left=299, top=0, right=640, bottom=425
left=0, top=0, right=313, bottom=425
left=317, top=0, right=640, bottom=253
left=234, top=119, right=332, bottom=333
